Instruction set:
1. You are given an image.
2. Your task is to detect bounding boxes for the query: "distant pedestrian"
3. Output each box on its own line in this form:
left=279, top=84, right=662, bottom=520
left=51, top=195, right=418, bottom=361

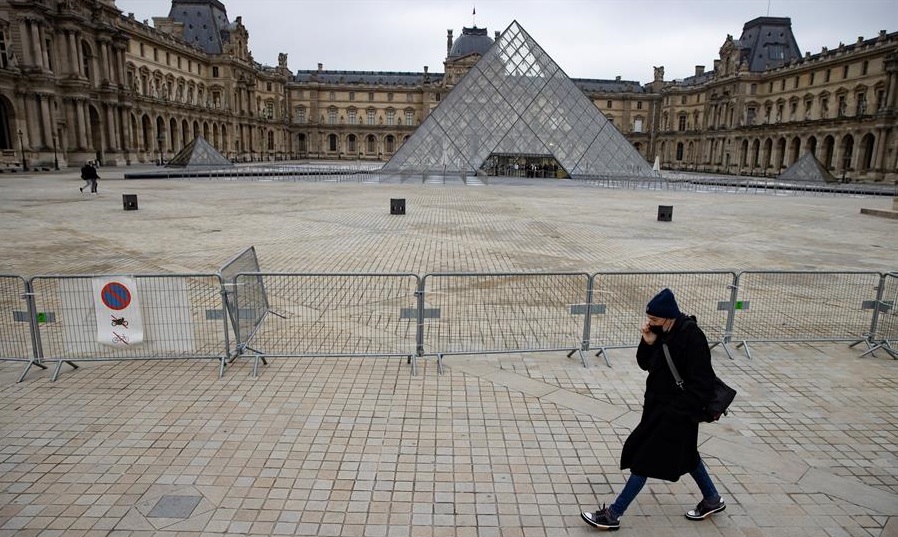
left=79, top=162, right=93, bottom=193
left=83, top=161, right=100, bottom=194
left=581, top=288, right=726, bottom=531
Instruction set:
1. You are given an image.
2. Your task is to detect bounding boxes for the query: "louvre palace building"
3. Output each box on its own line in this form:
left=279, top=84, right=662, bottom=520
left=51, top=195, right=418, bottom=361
left=0, top=0, right=896, bottom=183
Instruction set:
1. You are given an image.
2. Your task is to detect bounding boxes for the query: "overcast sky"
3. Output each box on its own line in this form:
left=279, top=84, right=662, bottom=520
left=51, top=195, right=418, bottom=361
left=115, top=0, right=896, bottom=83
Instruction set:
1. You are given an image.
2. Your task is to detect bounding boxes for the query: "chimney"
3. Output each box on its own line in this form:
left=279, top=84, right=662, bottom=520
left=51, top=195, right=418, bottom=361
left=317, top=63, right=323, bottom=72
left=424, top=65, right=429, bottom=74
left=695, top=65, right=705, bottom=76
left=447, top=30, right=453, bottom=56
left=615, top=75, right=621, bottom=81
left=495, top=31, right=500, bottom=40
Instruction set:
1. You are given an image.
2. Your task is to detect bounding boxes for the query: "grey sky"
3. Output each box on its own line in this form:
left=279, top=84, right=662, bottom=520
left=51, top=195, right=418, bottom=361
left=115, top=0, right=896, bottom=83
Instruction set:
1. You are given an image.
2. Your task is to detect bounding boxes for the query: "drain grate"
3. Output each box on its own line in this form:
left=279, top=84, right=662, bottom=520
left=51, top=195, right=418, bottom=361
left=147, top=495, right=202, bottom=519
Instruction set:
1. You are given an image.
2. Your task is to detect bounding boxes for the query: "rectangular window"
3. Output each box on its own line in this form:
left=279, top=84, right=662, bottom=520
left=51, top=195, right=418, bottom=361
left=386, top=109, right=395, bottom=125
left=633, top=118, right=643, bottom=133
left=856, top=93, right=866, bottom=115
left=837, top=95, right=846, bottom=117
left=348, top=110, right=357, bottom=124
left=825, top=69, right=831, bottom=82
left=368, top=92, right=374, bottom=101
left=178, top=57, right=182, bottom=69
left=750, top=83, right=757, bottom=95
left=387, top=92, right=394, bottom=102
left=843, top=65, right=849, bottom=79
left=267, top=82, right=272, bottom=91
left=349, top=91, right=355, bottom=101
left=678, top=115, right=686, bottom=131
left=681, top=95, right=687, bottom=104
left=804, top=100, right=812, bottom=119
left=328, top=109, right=337, bottom=124
left=405, top=110, right=414, bottom=125
left=780, top=79, right=785, bottom=90
left=434, top=93, right=441, bottom=102
left=166, top=52, right=170, bottom=65
left=329, top=91, right=335, bottom=101
left=296, top=108, right=306, bottom=123
left=746, top=107, right=756, bottom=125
left=140, top=43, right=145, bottom=57
left=212, top=66, right=219, bottom=77
left=406, top=92, right=413, bottom=102
left=606, top=100, right=612, bottom=108
left=367, top=109, right=375, bottom=125
left=794, top=76, right=799, bottom=89
left=153, top=48, right=158, bottom=61
left=862, top=61, right=869, bottom=76
left=636, top=101, right=643, bottom=110
left=265, top=102, right=274, bottom=119
left=809, top=72, right=815, bottom=85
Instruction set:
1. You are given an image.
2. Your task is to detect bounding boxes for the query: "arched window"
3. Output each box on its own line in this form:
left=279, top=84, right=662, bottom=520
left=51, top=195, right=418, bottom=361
left=675, top=143, right=684, bottom=161
left=297, top=133, right=307, bottom=153
left=268, top=131, right=275, bottom=151
left=385, top=135, right=395, bottom=153
left=347, top=134, right=357, bottom=153
left=366, top=135, right=376, bottom=153
left=328, top=134, right=337, bottom=152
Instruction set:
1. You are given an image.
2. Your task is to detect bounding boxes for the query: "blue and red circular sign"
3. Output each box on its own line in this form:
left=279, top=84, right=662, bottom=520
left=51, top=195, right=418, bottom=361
left=100, top=281, right=132, bottom=311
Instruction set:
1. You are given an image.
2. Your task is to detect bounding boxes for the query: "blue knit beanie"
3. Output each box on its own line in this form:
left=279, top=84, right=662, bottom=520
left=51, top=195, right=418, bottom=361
left=646, top=288, right=681, bottom=318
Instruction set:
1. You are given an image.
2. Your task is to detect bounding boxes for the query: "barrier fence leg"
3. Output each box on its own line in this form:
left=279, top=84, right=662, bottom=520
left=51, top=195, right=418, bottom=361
left=594, top=347, right=612, bottom=367
left=437, top=353, right=444, bottom=375
left=17, top=360, right=48, bottom=383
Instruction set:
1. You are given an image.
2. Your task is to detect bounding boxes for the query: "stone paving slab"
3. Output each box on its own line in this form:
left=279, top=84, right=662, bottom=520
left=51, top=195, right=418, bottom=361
left=0, top=165, right=895, bottom=536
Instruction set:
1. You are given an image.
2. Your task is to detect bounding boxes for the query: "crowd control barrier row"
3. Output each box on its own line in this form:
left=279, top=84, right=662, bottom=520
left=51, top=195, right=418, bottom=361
left=3, top=270, right=895, bottom=383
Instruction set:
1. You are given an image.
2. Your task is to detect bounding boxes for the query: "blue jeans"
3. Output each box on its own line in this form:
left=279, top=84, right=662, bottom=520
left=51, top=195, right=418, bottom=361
left=610, top=458, right=719, bottom=517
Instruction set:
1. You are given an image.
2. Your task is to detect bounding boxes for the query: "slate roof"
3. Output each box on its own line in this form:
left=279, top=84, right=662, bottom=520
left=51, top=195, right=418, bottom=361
left=737, top=16, right=802, bottom=72
left=168, top=0, right=231, bottom=55
left=448, top=26, right=494, bottom=59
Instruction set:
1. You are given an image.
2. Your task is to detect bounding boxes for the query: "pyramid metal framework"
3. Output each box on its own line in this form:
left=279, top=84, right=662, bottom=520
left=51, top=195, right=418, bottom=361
left=384, top=21, right=656, bottom=179
left=777, top=151, right=836, bottom=183
left=166, top=136, right=234, bottom=168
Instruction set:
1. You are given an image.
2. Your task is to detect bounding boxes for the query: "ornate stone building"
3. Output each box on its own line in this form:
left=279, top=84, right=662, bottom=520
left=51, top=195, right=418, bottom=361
left=0, top=1, right=895, bottom=182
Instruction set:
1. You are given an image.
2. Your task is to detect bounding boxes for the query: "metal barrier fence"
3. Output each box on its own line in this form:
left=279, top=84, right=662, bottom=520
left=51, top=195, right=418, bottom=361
left=29, top=274, right=231, bottom=380
left=866, top=272, right=898, bottom=359
left=7, top=270, right=896, bottom=382
left=232, top=273, right=421, bottom=374
left=219, top=246, right=266, bottom=353
left=729, top=271, right=883, bottom=358
left=0, top=275, right=45, bottom=381
left=588, top=272, right=737, bottom=362
left=421, top=273, right=591, bottom=371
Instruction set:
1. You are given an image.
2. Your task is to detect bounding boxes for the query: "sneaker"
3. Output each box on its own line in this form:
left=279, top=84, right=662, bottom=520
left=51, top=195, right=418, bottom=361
left=581, top=504, right=620, bottom=530
left=685, top=497, right=726, bottom=520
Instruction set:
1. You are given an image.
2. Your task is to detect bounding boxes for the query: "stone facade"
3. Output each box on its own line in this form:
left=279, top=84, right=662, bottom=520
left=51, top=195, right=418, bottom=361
left=0, top=1, right=894, bottom=183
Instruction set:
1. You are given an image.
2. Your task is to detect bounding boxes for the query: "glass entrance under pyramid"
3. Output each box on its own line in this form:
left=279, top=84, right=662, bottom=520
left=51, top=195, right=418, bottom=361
left=383, top=21, right=656, bottom=180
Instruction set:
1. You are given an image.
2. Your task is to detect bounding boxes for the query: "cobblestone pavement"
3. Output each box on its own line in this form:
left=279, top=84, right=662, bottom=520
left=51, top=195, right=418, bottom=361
left=0, top=165, right=895, bottom=536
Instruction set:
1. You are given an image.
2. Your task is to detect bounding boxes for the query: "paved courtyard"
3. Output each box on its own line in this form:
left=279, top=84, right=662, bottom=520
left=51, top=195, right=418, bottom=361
left=0, top=165, right=896, bottom=536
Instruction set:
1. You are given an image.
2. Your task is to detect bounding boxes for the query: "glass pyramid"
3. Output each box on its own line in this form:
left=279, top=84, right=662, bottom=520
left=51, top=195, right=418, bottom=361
left=383, top=21, right=656, bottom=179
left=166, top=136, right=234, bottom=168
left=777, top=151, right=836, bottom=183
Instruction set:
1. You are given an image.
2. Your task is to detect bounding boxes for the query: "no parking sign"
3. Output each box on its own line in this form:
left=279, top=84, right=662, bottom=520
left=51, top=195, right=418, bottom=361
left=92, top=276, right=144, bottom=346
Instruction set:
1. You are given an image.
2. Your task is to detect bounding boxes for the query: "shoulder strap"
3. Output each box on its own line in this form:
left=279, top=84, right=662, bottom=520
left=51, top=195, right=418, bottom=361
left=662, top=343, right=685, bottom=390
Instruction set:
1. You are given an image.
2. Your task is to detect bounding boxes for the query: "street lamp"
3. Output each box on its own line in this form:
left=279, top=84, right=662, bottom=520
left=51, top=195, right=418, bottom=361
left=17, top=129, right=27, bottom=171
left=156, top=133, right=164, bottom=165
left=52, top=132, right=59, bottom=171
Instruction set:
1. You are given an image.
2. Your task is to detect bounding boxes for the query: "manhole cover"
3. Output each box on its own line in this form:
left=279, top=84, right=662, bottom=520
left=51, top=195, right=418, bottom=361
left=147, top=495, right=202, bottom=519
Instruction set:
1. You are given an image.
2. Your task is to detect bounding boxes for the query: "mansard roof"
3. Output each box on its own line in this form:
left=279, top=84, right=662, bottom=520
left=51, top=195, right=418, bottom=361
left=168, top=0, right=231, bottom=55
left=448, top=26, right=494, bottom=59
left=736, top=16, right=802, bottom=72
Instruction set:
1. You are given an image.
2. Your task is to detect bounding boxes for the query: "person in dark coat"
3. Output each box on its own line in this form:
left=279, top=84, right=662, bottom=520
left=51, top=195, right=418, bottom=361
left=581, top=288, right=726, bottom=530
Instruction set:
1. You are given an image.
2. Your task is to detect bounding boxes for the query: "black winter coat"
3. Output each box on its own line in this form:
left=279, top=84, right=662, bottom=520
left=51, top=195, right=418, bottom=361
left=619, top=315, right=716, bottom=481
